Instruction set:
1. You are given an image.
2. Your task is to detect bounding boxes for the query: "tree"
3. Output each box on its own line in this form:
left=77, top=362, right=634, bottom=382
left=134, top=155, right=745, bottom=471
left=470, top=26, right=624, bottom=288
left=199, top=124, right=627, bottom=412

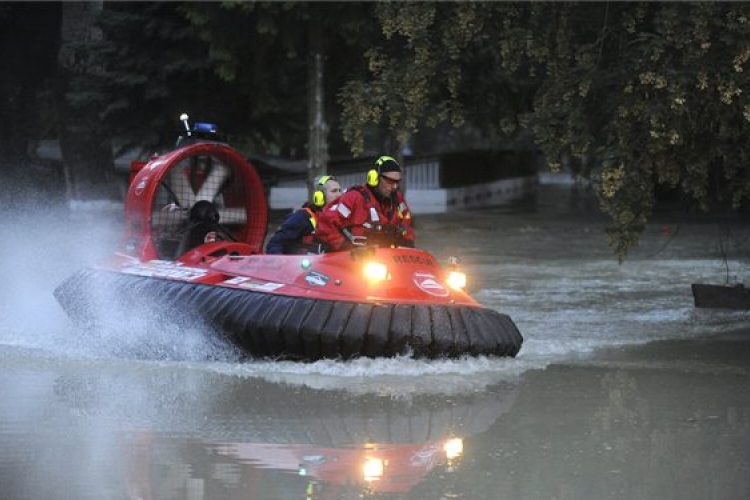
left=92, top=2, right=224, bottom=153
left=306, top=9, right=328, bottom=199
left=339, top=2, right=476, bottom=156
left=0, top=3, right=61, bottom=159
left=20, top=1, right=749, bottom=259
left=340, top=2, right=750, bottom=260
left=57, top=1, right=121, bottom=201
left=180, top=2, right=310, bottom=155
left=181, top=2, right=381, bottom=197
left=511, top=3, right=750, bottom=259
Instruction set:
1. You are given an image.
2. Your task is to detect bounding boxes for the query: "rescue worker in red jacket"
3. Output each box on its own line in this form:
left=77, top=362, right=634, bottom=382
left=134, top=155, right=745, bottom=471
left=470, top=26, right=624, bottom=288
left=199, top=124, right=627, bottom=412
left=316, top=156, right=415, bottom=251
left=265, top=175, right=342, bottom=254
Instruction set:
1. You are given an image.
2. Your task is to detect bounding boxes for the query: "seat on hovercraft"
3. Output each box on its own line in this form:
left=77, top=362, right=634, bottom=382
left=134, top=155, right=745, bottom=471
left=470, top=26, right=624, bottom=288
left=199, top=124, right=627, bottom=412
left=175, top=200, right=226, bottom=257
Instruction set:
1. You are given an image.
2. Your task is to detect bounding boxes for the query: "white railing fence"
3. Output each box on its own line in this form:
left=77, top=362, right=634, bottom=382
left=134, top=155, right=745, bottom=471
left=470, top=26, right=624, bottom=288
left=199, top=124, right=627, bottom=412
left=333, top=159, right=441, bottom=191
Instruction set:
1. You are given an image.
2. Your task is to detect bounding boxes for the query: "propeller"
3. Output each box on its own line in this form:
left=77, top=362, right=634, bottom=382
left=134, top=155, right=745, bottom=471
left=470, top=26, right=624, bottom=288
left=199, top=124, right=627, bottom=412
left=196, top=162, right=230, bottom=202
left=150, top=152, right=248, bottom=258
left=167, top=163, right=197, bottom=208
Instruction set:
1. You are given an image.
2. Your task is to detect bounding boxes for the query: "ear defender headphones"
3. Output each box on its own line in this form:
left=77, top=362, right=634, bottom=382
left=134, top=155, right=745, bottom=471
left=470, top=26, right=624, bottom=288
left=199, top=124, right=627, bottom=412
left=366, top=168, right=380, bottom=188
left=312, top=175, right=334, bottom=208
left=367, top=155, right=399, bottom=187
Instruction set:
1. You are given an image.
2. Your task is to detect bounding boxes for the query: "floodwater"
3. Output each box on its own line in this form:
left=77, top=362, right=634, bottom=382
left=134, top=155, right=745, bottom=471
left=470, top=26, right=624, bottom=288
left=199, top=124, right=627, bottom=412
left=1, top=182, right=750, bottom=499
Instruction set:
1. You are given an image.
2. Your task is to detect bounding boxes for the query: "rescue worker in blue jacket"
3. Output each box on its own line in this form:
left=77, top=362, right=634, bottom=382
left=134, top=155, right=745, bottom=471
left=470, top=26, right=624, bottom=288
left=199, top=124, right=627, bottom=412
left=265, top=175, right=342, bottom=254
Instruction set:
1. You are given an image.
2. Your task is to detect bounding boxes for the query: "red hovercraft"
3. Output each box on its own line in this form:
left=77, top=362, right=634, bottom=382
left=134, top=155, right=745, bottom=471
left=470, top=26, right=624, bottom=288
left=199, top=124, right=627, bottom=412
left=54, top=115, right=523, bottom=361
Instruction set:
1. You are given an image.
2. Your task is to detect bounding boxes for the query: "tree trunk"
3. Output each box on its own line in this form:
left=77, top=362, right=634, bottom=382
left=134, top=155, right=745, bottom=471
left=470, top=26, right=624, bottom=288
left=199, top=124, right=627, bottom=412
left=306, top=16, right=329, bottom=201
left=57, top=1, right=120, bottom=203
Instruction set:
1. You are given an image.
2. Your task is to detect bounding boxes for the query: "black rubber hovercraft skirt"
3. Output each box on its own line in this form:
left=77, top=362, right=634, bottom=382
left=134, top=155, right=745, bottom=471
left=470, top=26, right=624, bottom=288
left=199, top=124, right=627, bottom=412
left=54, top=268, right=523, bottom=361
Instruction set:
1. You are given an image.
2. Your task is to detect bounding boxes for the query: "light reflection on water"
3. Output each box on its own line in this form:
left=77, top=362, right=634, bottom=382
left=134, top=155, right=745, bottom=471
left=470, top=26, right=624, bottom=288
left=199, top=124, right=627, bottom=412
left=1, top=186, right=750, bottom=499
left=0, top=355, right=519, bottom=500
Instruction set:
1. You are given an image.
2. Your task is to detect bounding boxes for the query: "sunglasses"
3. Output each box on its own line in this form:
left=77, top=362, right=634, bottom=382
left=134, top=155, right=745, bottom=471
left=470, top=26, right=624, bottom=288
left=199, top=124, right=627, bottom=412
left=380, top=175, right=400, bottom=185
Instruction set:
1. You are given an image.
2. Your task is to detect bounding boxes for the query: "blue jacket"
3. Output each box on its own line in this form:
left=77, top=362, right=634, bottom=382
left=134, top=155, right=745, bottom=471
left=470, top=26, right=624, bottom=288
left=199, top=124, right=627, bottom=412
left=265, top=206, right=319, bottom=254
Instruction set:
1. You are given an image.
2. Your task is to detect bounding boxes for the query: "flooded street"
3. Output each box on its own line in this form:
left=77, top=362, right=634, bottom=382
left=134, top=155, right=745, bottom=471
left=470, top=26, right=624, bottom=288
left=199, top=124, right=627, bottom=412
left=1, top=182, right=749, bottom=499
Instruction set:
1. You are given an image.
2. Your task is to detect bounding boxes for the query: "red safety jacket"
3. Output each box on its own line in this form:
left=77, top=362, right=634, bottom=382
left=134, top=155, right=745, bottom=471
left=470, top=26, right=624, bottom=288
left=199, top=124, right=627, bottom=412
left=316, top=185, right=415, bottom=251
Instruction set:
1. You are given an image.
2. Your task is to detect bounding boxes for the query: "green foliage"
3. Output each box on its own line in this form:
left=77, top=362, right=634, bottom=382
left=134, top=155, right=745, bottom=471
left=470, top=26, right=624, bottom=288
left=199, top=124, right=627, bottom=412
left=0, top=3, right=61, bottom=159
left=179, top=2, right=310, bottom=153
left=340, top=2, right=478, bottom=154
left=89, top=3, right=218, bottom=152
left=519, top=3, right=750, bottom=258
left=341, top=2, right=750, bottom=259
left=179, top=2, right=379, bottom=157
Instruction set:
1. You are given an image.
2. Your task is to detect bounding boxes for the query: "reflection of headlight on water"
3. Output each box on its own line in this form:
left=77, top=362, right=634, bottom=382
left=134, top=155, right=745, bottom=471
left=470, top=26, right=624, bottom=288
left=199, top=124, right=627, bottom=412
left=446, top=271, right=467, bottom=290
left=363, top=457, right=385, bottom=481
left=444, top=438, right=464, bottom=460
left=363, top=262, right=389, bottom=281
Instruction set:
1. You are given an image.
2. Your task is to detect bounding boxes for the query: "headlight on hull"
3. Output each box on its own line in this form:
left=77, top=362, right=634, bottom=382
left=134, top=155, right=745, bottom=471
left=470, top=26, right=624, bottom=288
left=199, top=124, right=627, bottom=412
left=446, top=271, right=467, bottom=290
left=363, top=457, right=384, bottom=481
left=363, top=262, right=389, bottom=282
left=444, top=438, right=464, bottom=460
